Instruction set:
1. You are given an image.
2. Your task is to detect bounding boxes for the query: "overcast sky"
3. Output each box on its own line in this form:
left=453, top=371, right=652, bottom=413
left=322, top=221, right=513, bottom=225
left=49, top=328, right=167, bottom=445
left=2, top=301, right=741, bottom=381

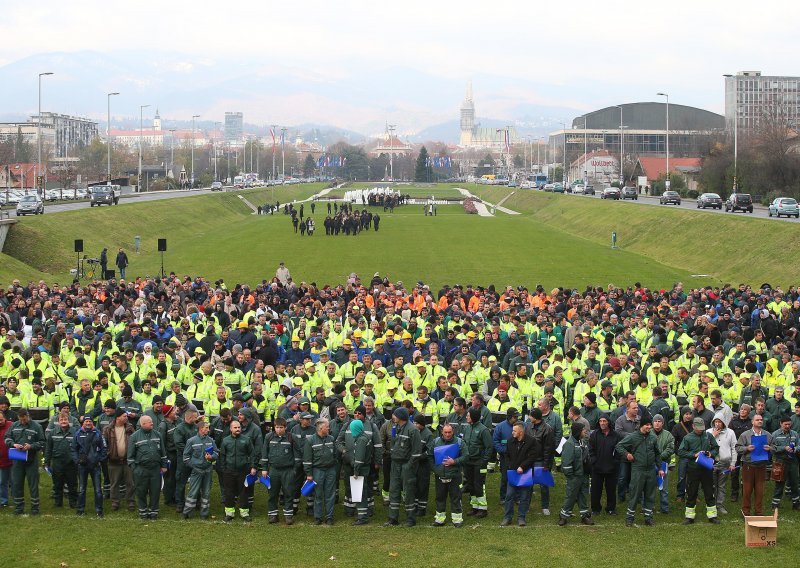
left=1, top=0, right=796, bottom=133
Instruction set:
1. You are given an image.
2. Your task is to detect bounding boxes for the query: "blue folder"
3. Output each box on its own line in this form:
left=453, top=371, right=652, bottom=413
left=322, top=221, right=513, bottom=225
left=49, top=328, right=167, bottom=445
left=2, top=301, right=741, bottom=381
left=751, top=434, right=769, bottom=462
left=300, top=479, right=317, bottom=496
left=696, top=453, right=714, bottom=470
left=243, top=473, right=258, bottom=487
left=532, top=467, right=555, bottom=487
left=656, top=461, right=668, bottom=489
left=205, top=446, right=215, bottom=455
left=507, top=468, right=533, bottom=487
left=259, top=475, right=271, bottom=489
left=433, top=443, right=460, bottom=465
left=8, top=448, right=28, bottom=462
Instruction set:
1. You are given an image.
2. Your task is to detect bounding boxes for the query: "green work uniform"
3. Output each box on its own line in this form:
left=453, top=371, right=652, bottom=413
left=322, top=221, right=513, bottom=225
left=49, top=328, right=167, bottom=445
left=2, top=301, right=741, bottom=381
left=127, top=427, right=168, bottom=519
left=5, top=419, right=45, bottom=514
left=388, top=421, right=422, bottom=524
left=616, top=429, right=659, bottom=522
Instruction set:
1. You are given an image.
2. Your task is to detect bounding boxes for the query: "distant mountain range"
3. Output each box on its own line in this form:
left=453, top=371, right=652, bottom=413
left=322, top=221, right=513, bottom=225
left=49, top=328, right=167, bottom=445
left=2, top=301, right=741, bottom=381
left=0, top=50, right=582, bottom=143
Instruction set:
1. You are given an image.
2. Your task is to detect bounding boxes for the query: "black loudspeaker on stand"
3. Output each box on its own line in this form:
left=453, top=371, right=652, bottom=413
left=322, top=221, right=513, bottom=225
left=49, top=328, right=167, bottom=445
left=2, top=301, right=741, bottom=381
left=158, top=238, right=167, bottom=279
left=75, top=239, right=84, bottom=279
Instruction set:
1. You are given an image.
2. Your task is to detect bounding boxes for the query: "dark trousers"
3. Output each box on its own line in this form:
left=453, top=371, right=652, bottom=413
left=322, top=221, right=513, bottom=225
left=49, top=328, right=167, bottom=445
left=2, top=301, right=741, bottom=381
left=11, top=460, right=39, bottom=514
left=132, top=465, right=161, bottom=518
left=415, top=459, right=431, bottom=515
left=77, top=464, right=103, bottom=514
left=591, top=469, right=618, bottom=513
left=382, top=454, right=392, bottom=495
left=686, top=467, right=716, bottom=518
left=223, top=469, right=252, bottom=515
left=498, top=455, right=508, bottom=501
left=388, top=460, right=417, bottom=522
left=267, top=467, right=295, bottom=519
left=52, top=461, right=78, bottom=507
left=175, top=461, right=191, bottom=507
left=163, top=451, right=177, bottom=505
left=464, top=463, right=487, bottom=510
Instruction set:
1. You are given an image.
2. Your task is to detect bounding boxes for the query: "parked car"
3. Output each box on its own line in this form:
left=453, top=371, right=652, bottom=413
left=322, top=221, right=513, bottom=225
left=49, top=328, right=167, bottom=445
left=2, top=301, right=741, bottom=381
left=768, top=197, right=800, bottom=218
left=584, top=185, right=596, bottom=196
left=553, top=183, right=565, bottom=193
left=725, top=192, right=753, bottom=213
left=210, top=181, right=223, bottom=191
left=697, top=192, right=723, bottom=209
left=621, top=186, right=638, bottom=200
left=16, top=194, right=44, bottom=215
left=542, top=183, right=555, bottom=192
left=572, top=184, right=585, bottom=195
left=660, top=190, right=681, bottom=205
left=601, top=187, right=621, bottom=200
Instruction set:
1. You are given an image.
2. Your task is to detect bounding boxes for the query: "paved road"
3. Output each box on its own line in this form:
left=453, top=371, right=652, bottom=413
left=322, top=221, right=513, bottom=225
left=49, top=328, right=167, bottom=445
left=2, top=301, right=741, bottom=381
left=28, top=188, right=215, bottom=216
left=564, top=191, right=800, bottom=223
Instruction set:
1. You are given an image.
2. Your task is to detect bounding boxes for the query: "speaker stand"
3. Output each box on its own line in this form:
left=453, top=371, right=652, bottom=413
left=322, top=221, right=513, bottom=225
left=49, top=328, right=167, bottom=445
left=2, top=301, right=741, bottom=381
left=160, top=250, right=166, bottom=280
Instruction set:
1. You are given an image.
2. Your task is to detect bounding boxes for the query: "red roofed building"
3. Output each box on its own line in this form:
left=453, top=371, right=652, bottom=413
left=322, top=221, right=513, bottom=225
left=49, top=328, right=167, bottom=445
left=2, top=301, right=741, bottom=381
left=1, top=163, right=38, bottom=189
left=635, top=157, right=702, bottom=192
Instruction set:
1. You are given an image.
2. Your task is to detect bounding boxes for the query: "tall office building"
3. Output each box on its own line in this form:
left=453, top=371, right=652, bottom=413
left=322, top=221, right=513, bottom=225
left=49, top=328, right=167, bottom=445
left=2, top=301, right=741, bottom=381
left=29, top=112, right=98, bottom=158
left=225, top=112, right=244, bottom=143
left=725, top=71, right=800, bottom=133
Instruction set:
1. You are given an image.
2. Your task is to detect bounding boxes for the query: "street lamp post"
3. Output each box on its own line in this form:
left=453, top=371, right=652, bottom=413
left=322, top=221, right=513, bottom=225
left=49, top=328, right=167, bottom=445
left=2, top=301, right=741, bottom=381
left=270, top=124, right=278, bottom=180
left=616, top=105, right=624, bottom=185
left=138, top=104, right=150, bottom=192
left=558, top=121, right=567, bottom=184
left=657, top=92, right=670, bottom=188
left=168, top=129, right=176, bottom=185
left=582, top=117, right=588, bottom=184
left=191, top=114, right=200, bottom=187
left=213, top=122, right=220, bottom=182
left=723, top=74, right=738, bottom=190
left=36, top=72, right=53, bottom=197
left=388, top=124, right=396, bottom=181
left=107, top=92, right=119, bottom=185
left=281, top=127, right=287, bottom=178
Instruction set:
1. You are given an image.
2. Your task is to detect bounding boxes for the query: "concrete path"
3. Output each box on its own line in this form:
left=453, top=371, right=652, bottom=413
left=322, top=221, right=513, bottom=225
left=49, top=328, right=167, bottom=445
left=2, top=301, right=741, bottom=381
left=455, top=188, right=493, bottom=216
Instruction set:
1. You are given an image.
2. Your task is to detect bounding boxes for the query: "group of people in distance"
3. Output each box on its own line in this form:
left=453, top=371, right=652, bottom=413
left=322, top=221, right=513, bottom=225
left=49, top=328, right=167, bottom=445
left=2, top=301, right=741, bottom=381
left=1, top=273, right=799, bottom=530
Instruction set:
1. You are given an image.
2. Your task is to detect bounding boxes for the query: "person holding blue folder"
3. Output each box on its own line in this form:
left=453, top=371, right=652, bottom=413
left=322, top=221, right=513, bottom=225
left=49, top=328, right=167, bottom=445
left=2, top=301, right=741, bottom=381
left=429, top=424, right=466, bottom=527
left=502, top=423, right=536, bottom=527
left=677, top=418, right=720, bottom=524
left=182, top=420, right=218, bottom=520
left=5, top=408, right=45, bottom=515
left=558, top=423, right=593, bottom=526
left=735, top=413, right=774, bottom=515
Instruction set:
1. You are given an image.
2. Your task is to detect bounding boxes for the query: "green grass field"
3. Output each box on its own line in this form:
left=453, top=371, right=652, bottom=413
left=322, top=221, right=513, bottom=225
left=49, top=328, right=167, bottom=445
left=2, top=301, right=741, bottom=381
left=2, top=182, right=695, bottom=289
left=8, top=466, right=798, bottom=567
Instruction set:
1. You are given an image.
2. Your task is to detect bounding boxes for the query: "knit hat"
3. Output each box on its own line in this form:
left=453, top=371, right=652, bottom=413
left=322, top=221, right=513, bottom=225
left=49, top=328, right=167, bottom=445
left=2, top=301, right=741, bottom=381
left=122, top=386, right=133, bottom=397
left=584, top=392, right=597, bottom=405
left=350, top=419, right=364, bottom=438
left=104, top=399, right=117, bottom=409
left=175, top=394, right=188, bottom=407
left=393, top=407, right=410, bottom=421
left=152, top=395, right=164, bottom=404
left=640, top=414, right=652, bottom=427
left=653, top=414, right=664, bottom=423
left=162, top=405, right=175, bottom=416
left=529, top=408, right=542, bottom=420
left=114, top=408, right=126, bottom=418
left=571, top=423, right=585, bottom=439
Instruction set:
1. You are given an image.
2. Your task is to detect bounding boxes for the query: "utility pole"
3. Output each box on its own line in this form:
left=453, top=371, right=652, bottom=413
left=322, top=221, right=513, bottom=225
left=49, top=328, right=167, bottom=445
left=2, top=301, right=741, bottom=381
left=191, top=114, right=200, bottom=187
left=388, top=124, right=396, bottom=180
left=281, top=127, right=287, bottom=177
left=37, top=72, right=53, bottom=197
left=271, top=124, right=278, bottom=180
left=107, top=92, right=119, bottom=185
left=168, top=129, right=176, bottom=185
left=657, top=93, right=670, bottom=188
left=138, top=104, right=150, bottom=192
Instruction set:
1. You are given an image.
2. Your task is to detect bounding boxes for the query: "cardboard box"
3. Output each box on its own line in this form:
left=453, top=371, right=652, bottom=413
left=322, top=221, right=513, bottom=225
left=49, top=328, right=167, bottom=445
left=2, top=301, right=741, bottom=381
left=743, top=509, right=778, bottom=547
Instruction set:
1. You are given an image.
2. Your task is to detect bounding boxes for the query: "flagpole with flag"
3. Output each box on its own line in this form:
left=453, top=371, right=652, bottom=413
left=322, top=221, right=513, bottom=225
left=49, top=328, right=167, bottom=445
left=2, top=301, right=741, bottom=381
left=270, top=125, right=277, bottom=180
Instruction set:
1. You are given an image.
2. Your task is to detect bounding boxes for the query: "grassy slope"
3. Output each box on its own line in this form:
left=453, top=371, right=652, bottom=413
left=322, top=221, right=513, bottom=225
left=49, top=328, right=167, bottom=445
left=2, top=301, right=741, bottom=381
left=1, top=187, right=691, bottom=289
left=467, top=185, right=799, bottom=285
left=7, top=469, right=798, bottom=567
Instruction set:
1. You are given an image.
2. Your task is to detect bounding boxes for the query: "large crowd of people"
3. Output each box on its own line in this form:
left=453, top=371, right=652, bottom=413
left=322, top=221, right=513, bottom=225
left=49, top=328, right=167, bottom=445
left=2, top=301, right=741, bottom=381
left=1, top=271, right=799, bottom=529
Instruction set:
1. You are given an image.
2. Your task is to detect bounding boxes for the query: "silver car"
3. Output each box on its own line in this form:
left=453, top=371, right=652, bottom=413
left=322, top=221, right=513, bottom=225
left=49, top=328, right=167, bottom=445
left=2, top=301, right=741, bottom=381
left=16, top=194, right=44, bottom=215
left=768, top=197, right=799, bottom=218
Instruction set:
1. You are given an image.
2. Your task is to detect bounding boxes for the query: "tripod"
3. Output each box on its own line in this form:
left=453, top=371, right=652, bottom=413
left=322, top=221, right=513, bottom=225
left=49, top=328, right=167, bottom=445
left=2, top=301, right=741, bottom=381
left=159, top=250, right=166, bottom=279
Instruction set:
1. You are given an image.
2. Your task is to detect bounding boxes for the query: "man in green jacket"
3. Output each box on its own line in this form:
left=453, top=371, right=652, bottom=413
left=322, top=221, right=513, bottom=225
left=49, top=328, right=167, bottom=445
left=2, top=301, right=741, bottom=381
left=45, top=413, right=78, bottom=509
left=173, top=407, right=198, bottom=514
left=303, top=418, right=337, bottom=525
left=260, top=417, right=296, bottom=525
left=558, top=423, right=593, bottom=526
left=616, top=415, right=658, bottom=526
left=127, top=415, right=168, bottom=519
left=383, top=407, right=422, bottom=527
left=343, top=418, right=373, bottom=525
left=652, top=414, right=675, bottom=514
left=677, top=417, right=720, bottom=524
left=770, top=415, right=800, bottom=511
left=5, top=408, right=45, bottom=515
left=182, top=419, right=218, bottom=519
left=414, top=413, right=434, bottom=517
left=219, top=420, right=257, bottom=522
left=429, top=423, right=466, bottom=527
left=463, top=406, right=493, bottom=518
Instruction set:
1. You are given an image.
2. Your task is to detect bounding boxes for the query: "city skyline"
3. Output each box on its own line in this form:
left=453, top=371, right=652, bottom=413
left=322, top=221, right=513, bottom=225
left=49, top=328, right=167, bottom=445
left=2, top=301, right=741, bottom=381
left=0, top=0, right=797, bottom=137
